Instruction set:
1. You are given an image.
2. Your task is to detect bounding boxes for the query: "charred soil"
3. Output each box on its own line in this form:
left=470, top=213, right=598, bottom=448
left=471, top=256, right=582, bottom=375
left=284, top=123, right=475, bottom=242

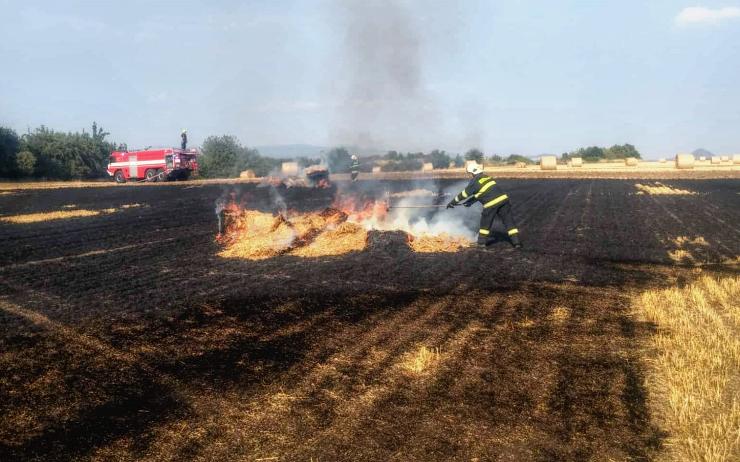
left=0, top=178, right=738, bottom=461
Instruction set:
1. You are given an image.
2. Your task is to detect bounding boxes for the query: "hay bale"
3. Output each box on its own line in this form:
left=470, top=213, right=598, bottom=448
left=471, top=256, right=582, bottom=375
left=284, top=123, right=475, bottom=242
left=515, top=161, right=527, bottom=168
left=239, top=169, right=256, bottom=179
left=625, top=157, right=638, bottom=167
left=733, top=154, right=740, bottom=165
left=698, top=156, right=706, bottom=162
left=448, top=161, right=457, bottom=168
left=281, top=162, right=299, bottom=176
left=675, top=153, right=695, bottom=169
left=421, top=162, right=434, bottom=171
left=721, top=155, right=729, bottom=162
left=540, top=155, right=557, bottom=170
left=659, top=158, right=666, bottom=163
left=711, top=156, right=721, bottom=165
left=372, top=166, right=381, bottom=173
left=570, top=157, right=583, bottom=167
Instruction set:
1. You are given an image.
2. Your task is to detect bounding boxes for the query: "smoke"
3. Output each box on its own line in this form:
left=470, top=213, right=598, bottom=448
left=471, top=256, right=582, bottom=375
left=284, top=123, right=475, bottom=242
left=329, top=0, right=442, bottom=151
left=382, top=180, right=476, bottom=240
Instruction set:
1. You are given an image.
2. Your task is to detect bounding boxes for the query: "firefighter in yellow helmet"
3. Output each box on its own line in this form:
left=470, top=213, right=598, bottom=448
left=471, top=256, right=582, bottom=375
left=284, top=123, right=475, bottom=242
left=447, top=162, right=522, bottom=249
left=181, top=129, right=188, bottom=150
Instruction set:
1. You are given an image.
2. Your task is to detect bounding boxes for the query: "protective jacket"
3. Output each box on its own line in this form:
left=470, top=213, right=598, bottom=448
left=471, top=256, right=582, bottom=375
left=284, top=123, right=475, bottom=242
left=450, top=173, right=508, bottom=209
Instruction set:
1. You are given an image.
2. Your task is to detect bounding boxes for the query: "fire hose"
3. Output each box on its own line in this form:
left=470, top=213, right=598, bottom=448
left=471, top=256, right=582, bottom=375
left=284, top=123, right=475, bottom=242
left=386, top=204, right=448, bottom=209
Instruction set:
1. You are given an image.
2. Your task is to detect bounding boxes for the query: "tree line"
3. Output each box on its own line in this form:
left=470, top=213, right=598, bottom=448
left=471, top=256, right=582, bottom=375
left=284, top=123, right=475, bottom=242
left=0, top=123, right=123, bottom=179
left=561, top=144, right=641, bottom=162
left=0, top=123, right=643, bottom=180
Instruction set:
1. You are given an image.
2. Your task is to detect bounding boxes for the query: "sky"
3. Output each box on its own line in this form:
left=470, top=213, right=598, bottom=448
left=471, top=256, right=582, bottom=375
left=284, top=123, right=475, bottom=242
left=1, top=0, right=739, bottom=159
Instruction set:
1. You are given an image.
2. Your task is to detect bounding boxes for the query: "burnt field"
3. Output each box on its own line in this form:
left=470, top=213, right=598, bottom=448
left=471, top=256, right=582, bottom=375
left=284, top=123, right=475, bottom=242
left=1, top=178, right=739, bottom=461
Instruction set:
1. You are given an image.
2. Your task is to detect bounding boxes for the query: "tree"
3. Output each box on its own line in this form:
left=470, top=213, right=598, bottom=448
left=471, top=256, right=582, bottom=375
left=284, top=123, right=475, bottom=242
left=384, top=150, right=402, bottom=161
left=464, top=148, right=484, bottom=163
left=488, top=154, right=503, bottom=164
left=0, top=127, right=20, bottom=178
left=15, top=151, right=36, bottom=176
left=580, top=146, right=605, bottom=162
left=327, top=147, right=352, bottom=173
left=19, top=124, right=119, bottom=179
left=453, top=154, right=464, bottom=167
left=199, top=135, right=277, bottom=178
left=428, top=149, right=451, bottom=169
left=605, top=143, right=641, bottom=159
left=505, top=154, right=534, bottom=165
left=199, top=135, right=241, bottom=178
left=381, top=157, right=423, bottom=172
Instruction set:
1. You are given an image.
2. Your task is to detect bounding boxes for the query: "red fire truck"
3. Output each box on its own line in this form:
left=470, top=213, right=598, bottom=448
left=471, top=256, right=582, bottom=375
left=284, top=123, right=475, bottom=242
left=107, top=147, right=199, bottom=183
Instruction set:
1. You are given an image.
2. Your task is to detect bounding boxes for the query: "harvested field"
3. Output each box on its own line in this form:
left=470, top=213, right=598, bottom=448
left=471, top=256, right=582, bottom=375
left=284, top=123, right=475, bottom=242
left=0, top=177, right=738, bottom=461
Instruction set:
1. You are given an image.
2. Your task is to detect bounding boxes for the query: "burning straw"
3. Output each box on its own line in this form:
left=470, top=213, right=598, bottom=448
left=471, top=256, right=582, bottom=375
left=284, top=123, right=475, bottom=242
left=217, top=198, right=471, bottom=260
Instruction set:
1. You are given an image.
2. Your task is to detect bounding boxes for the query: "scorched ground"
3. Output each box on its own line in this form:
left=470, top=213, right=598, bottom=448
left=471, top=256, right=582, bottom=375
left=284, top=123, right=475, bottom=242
left=0, top=178, right=738, bottom=461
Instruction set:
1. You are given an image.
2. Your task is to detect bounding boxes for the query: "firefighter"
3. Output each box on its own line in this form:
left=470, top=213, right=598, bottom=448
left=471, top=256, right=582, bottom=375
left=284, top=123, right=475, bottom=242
left=181, top=129, right=188, bottom=150
left=350, top=154, right=360, bottom=181
left=447, top=163, right=522, bottom=249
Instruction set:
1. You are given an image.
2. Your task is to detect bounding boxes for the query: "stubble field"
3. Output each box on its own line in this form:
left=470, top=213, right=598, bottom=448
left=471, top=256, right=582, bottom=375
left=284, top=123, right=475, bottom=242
left=1, top=176, right=738, bottom=461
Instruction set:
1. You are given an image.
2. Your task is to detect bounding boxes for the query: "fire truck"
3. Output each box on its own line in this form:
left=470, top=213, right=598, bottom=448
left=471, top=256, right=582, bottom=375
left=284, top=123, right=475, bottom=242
left=107, top=147, right=199, bottom=183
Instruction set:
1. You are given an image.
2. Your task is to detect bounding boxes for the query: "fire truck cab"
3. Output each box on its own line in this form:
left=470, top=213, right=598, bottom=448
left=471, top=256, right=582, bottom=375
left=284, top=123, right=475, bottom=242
left=107, top=147, right=199, bottom=183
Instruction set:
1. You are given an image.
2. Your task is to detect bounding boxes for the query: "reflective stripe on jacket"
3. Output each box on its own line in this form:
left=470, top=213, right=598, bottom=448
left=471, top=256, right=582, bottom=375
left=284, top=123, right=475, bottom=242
left=452, top=173, right=508, bottom=208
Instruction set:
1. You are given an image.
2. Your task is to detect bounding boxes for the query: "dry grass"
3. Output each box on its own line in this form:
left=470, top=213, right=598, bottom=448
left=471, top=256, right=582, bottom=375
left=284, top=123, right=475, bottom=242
left=290, top=222, right=367, bottom=257
left=672, top=236, right=709, bottom=247
left=408, top=234, right=471, bottom=253
left=0, top=208, right=116, bottom=224
left=635, top=182, right=697, bottom=195
left=400, top=345, right=441, bottom=374
left=219, top=209, right=471, bottom=259
left=635, top=275, right=740, bottom=461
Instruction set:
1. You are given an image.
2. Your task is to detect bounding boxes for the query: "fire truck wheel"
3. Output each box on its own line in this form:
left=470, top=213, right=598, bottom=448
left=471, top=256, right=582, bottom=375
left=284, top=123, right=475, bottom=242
left=145, top=169, right=157, bottom=182
left=157, top=169, right=166, bottom=182
left=114, top=170, right=126, bottom=183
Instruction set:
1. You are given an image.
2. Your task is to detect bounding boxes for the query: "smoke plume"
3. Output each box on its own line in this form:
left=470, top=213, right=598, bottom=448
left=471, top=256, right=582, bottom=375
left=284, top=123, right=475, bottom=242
left=329, top=0, right=441, bottom=151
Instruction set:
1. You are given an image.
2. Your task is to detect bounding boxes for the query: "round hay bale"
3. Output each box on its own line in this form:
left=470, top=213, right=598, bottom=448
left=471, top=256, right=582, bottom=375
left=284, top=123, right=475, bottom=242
left=421, top=162, right=434, bottom=171
left=372, top=166, right=381, bottom=173
left=698, top=156, right=706, bottom=162
left=721, top=155, right=729, bottom=162
left=733, top=154, right=740, bottom=165
left=570, top=157, right=583, bottom=167
left=239, top=169, right=256, bottom=179
left=625, top=157, right=638, bottom=167
left=711, top=156, right=721, bottom=165
left=540, top=155, right=557, bottom=170
left=281, top=162, right=299, bottom=176
left=675, top=153, right=695, bottom=169
left=515, top=161, right=527, bottom=168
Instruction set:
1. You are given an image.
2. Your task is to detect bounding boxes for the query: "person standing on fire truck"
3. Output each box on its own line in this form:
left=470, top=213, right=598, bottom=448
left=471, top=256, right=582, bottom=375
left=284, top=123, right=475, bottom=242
left=350, top=154, right=360, bottom=181
left=447, top=163, right=522, bottom=250
left=181, top=129, right=188, bottom=150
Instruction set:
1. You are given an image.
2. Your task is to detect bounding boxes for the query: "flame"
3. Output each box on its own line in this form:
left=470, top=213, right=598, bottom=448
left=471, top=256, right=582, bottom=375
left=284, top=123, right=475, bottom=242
left=217, top=194, right=470, bottom=260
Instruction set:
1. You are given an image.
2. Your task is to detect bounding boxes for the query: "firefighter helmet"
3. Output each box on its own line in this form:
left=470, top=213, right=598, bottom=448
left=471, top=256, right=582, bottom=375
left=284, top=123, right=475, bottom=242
left=466, top=162, right=483, bottom=175
left=351, top=154, right=358, bottom=160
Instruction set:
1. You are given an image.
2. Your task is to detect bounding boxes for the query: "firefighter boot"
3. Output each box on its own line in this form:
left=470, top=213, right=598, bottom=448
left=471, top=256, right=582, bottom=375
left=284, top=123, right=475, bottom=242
left=510, top=234, right=522, bottom=249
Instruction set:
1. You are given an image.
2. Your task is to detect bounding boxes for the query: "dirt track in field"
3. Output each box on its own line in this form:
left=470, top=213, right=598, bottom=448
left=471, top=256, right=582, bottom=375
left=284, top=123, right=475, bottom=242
left=0, top=178, right=738, bottom=461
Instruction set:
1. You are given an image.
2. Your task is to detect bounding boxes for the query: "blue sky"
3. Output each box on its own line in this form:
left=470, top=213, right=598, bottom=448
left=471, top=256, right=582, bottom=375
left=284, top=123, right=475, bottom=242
left=1, top=0, right=739, bottom=158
